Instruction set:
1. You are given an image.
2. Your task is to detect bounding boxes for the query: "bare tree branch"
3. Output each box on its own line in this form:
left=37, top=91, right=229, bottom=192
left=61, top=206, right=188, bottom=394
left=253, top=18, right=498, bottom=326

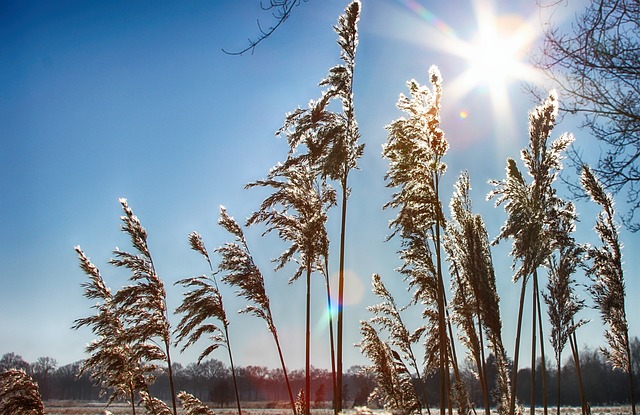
left=534, top=0, right=640, bottom=230
left=223, top=0, right=308, bottom=55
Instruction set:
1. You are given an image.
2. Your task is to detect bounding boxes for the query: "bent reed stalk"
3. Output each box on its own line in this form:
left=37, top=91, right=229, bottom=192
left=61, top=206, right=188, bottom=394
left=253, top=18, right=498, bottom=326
left=174, top=231, right=242, bottom=415
left=216, top=206, right=298, bottom=415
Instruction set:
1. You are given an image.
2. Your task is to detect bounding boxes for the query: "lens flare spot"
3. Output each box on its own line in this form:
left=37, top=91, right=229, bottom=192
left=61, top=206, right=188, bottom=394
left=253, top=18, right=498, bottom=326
left=314, top=270, right=364, bottom=336
left=330, top=269, right=365, bottom=307
left=459, top=110, right=469, bottom=119
left=314, top=302, right=338, bottom=335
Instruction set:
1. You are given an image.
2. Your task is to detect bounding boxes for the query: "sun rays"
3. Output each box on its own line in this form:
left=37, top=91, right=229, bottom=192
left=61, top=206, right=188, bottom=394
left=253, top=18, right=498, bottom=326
left=393, top=0, right=543, bottom=139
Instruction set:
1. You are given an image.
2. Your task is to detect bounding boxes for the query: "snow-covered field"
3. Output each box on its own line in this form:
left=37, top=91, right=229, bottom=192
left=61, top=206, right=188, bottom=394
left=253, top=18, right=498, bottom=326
left=43, top=401, right=635, bottom=415
left=44, top=401, right=361, bottom=415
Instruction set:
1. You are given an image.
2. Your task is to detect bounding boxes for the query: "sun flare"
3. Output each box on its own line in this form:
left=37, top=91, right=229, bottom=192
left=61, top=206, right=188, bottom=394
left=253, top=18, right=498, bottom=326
left=451, top=10, right=540, bottom=112
left=396, top=0, right=543, bottom=136
left=466, top=20, right=528, bottom=90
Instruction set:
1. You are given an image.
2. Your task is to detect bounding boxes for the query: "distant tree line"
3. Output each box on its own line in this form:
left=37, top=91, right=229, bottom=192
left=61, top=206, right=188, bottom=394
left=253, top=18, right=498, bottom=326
left=2, top=343, right=639, bottom=409
left=460, top=339, right=640, bottom=409
left=0, top=352, right=371, bottom=408
left=510, top=341, right=640, bottom=408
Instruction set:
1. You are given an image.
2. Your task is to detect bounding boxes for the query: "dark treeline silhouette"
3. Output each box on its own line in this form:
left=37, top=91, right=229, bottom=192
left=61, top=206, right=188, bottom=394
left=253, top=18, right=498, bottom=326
left=510, top=341, right=640, bottom=408
left=145, top=363, right=377, bottom=409
left=3, top=341, right=639, bottom=409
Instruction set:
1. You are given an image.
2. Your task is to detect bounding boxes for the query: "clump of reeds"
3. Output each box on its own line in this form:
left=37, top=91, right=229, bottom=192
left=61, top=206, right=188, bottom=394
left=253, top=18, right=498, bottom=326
left=272, top=3, right=364, bottom=411
left=488, top=91, right=575, bottom=415
left=247, top=158, right=335, bottom=415
left=109, top=198, right=177, bottom=415
left=73, top=245, right=160, bottom=414
left=446, top=171, right=511, bottom=415
left=0, top=368, right=44, bottom=415
left=74, top=199, right=177, bottom=415
left=75, top=200, right=224, bottom=415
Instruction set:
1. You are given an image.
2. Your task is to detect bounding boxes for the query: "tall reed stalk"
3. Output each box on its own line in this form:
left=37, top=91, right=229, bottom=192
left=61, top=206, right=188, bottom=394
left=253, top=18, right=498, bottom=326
left=247, top=160, right=335, bottom=415
left=110, top=198, right=178, bottom=415
left=542, top=212, right=585, bottom=415
left=581, top=165, right=636, bottom=415
left=383, top=65, right=454, bottom=414
left=269, top=4, right=363, bottom=411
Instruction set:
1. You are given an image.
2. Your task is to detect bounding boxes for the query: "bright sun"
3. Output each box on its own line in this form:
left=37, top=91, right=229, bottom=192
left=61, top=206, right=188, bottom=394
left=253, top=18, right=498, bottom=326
left=466, top=22, right=526, bottom=90
left=454, top=12, right=539, bottom=94
left=395, top=0, right=542, bottom=137
left=446, top=5, right=541, bottom=135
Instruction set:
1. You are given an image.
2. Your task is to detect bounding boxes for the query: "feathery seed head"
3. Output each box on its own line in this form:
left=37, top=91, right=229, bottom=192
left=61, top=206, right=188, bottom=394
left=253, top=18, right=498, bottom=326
left=218, top=206, right=244, bottom=241
left=359, top=321, right=421, bottom=414
left=117, top=198, right=149, bottom=257
left=581, top=164, right=630, bottom=372
left=188, top=231, right=209, bottom=259
left=140, top=390, right=173, bottom=415
left=581, top=165, right=612, bottom=209
left=0, top=369, right=44, bottom=415
left=177, top=392, right=216, bottom=415
left=429, top=65, right=442, bottom=88
left=489, top=92, right=574, bottom=282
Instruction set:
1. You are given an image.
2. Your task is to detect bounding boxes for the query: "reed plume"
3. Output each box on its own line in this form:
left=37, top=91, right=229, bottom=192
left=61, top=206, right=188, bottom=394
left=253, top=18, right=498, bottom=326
left=358, top=321, right=421, bottom=415
left=73, top=245, right=161, bottom=414
left=246, top=162, right=335, bottom=283
left=0, top=368, right=44, bottom=415
left=177, top=391, right=216, bottom=415
left=140, top=390, right=172, bottom=415
left=174, top=272, right=227, bottom=362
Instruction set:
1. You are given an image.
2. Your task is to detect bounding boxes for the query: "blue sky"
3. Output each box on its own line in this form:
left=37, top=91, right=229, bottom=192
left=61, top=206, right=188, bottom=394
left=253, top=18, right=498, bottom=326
left=1, top=0, right=638, bottom=373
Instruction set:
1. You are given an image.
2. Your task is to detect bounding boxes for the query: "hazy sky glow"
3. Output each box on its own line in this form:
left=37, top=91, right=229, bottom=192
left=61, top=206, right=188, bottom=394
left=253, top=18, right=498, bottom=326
left=1, top=0, right=638, bottom=374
